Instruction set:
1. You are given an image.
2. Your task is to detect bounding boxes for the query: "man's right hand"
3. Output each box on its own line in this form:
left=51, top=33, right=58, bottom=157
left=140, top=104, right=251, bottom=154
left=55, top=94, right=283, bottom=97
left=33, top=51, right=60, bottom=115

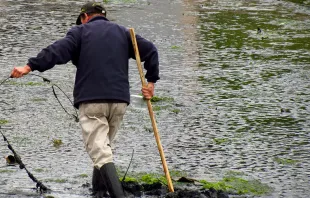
left=142, top=82, right=155, bottom=100
left=10, top=65, right=31, bottom=78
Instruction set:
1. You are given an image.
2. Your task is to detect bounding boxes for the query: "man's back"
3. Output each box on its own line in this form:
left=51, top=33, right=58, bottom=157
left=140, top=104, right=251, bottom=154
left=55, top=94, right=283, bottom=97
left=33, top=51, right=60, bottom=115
left=24, top=15, right=159, bottom=108
left=74, top=16, right=131, bottom=107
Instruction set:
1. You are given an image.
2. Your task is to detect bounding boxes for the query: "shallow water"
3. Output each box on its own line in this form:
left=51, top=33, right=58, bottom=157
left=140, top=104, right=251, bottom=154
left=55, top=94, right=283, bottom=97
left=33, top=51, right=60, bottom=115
left=0, top=0, right=310, bottom=197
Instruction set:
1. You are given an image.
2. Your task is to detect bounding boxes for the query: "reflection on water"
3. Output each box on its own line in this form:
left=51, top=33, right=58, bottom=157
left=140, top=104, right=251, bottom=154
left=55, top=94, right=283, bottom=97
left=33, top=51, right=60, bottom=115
left=0, top=0, right=309, bottom=197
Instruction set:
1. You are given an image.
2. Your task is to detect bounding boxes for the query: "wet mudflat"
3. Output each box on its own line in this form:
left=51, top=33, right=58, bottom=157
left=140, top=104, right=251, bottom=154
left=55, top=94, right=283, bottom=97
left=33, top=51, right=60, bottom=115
left=0, top=0, right=310, bottom=197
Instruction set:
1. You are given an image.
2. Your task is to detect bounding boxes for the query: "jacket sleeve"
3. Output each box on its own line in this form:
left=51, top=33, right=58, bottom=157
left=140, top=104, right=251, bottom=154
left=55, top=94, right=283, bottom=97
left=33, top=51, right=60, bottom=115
left=128, top=32, right=160, bottom=83
left=27, top=26, right=80, bottom=72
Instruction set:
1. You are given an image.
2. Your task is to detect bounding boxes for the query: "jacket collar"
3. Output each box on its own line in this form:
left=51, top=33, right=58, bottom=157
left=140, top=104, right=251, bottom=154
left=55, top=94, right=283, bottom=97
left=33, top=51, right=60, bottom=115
left=87, top=16, right=109, bottom=23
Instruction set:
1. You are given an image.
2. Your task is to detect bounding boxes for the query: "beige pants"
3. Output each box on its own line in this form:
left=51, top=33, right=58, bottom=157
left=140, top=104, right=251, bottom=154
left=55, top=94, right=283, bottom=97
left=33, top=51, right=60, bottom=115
left=79, top=103, right=127, bottom=169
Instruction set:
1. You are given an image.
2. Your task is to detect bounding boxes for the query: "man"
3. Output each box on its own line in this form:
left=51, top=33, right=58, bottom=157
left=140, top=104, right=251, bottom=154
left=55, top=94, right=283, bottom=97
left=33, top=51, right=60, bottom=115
left=10, top=2, right=159, bottom=198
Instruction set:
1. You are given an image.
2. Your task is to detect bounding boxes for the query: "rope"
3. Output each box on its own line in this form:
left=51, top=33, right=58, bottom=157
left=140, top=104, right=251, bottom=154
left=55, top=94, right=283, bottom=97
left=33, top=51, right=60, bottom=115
left=0, top=74, right=79, bottom=193
left=29, top=74, right=79, bottom=122
left=0, top=74, right=79, bottom=122
left=0, top=76, right=10, bottom=86
left=51, top=84, right=79, bottom=122
left=122, top=149, right=135, bottom=182
left=0, top=127, right=49, bottom=193
left=1, top=74, right=136, bottom=192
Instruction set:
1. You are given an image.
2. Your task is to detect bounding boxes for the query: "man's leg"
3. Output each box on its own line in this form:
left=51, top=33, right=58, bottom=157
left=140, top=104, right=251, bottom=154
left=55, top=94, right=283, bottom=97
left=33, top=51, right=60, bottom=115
left=79, top=103, right=126, bottom=198
left=98, top=103, right=127, bottom=198
left=107, top=103, right=127, bottom=144
left=92, top=167, right=108, bottom=197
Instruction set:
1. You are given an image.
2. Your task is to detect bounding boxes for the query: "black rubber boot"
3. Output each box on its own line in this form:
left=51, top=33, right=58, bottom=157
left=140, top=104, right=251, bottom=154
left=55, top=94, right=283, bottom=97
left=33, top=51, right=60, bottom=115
left=100, top=162, right=125, bottom=198
left=92, top=167, right=108, bottom=198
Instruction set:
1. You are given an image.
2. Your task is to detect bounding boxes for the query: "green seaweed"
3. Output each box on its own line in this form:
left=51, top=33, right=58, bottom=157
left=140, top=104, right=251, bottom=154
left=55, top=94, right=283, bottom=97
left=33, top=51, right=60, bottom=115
left=143, top=126, right=152, bottom=133
left=141, top=173, right=167, bottom=185
left=285, top=0, right=310, bottom=5
left=31, top=98, right=47, bottom=102
left=151, top=96, right=174, bottom=103
left=103, top=0, right=137, bottom=3
left=171, top=45, right=181, bottom=50
left=46, top=178, right=67, bottom=183
left=213, top=138, right=229, bottom=145
left=6, top=81, right=45, bottom=86
left=34, top=168, right=45, bottom=173
left=171, top=108, right=180, bottom=114
left=122, top=176, right=138, bottom=182
left=26, top=82, right=44, bottom=86
left=141, top=174, right=161, bottom=184
left=225, top=170, right=246, bottom=177
left=45, top=196, right=55, bottom=198
left=149, top=96, right=179, bottom=113
left=52, top=139, right=63, bottom=148
left=120, top=172, right=167, bottom=185
left=200, top=176, right=272, bottom=195
left=260, top=69, right=292, bottom=81
left=152, top=105, right=170, bottom=111
left=274, top=157, right=299, bottom=165
left=169, top=170, right=187, bottom=178
left=117, top=168, right=271, bottom=196
left=0, top=120, right=8, bottom=125
left=77, top=174, right=88, bottom=178
left=0, top=169, right=14, bottom=173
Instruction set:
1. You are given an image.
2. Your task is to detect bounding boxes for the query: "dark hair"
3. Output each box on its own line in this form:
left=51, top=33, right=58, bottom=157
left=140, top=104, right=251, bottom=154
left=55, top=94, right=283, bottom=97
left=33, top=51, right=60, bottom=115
left=80, top=11, right=106, bottom=21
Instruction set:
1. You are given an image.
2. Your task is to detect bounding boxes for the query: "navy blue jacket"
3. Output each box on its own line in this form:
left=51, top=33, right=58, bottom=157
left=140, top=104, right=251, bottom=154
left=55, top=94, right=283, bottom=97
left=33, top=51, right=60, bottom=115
left=28, top=16, right=159, bottom=108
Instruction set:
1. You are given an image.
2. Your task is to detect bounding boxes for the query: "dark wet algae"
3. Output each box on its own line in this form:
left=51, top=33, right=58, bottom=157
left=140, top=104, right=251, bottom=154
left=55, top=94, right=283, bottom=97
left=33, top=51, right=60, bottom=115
left=81, top=170, right=270, bottom=197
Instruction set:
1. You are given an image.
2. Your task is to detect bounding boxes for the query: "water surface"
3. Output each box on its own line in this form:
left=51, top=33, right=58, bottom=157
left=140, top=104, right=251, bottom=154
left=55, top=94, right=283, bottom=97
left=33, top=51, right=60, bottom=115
left=0, top=0, right=309, bottom=197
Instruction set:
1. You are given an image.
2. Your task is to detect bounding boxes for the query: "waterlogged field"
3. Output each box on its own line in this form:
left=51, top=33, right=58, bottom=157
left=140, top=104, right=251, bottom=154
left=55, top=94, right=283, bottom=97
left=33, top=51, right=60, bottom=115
left=0, top=0, right=309, bottom=198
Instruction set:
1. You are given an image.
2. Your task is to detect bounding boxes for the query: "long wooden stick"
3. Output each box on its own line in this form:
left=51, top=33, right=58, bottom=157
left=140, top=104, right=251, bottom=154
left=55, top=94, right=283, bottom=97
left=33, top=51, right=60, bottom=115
left=129, top=28, right=174, bottom=192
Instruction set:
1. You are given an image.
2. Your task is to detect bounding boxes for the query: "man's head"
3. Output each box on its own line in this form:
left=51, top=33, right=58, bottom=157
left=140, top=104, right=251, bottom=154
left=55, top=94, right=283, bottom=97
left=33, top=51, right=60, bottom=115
left=76, top=2, right=106, bottom=25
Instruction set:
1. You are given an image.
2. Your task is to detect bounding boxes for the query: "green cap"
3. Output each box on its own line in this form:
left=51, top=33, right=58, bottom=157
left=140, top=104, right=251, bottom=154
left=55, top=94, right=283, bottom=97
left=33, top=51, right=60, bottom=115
left=76, top=2, right=106, bottom=25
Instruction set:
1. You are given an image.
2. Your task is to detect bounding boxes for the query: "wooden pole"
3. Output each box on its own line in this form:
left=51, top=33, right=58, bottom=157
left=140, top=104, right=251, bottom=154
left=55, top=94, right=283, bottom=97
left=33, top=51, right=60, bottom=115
left=129, top=28, right=174, bottom=192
